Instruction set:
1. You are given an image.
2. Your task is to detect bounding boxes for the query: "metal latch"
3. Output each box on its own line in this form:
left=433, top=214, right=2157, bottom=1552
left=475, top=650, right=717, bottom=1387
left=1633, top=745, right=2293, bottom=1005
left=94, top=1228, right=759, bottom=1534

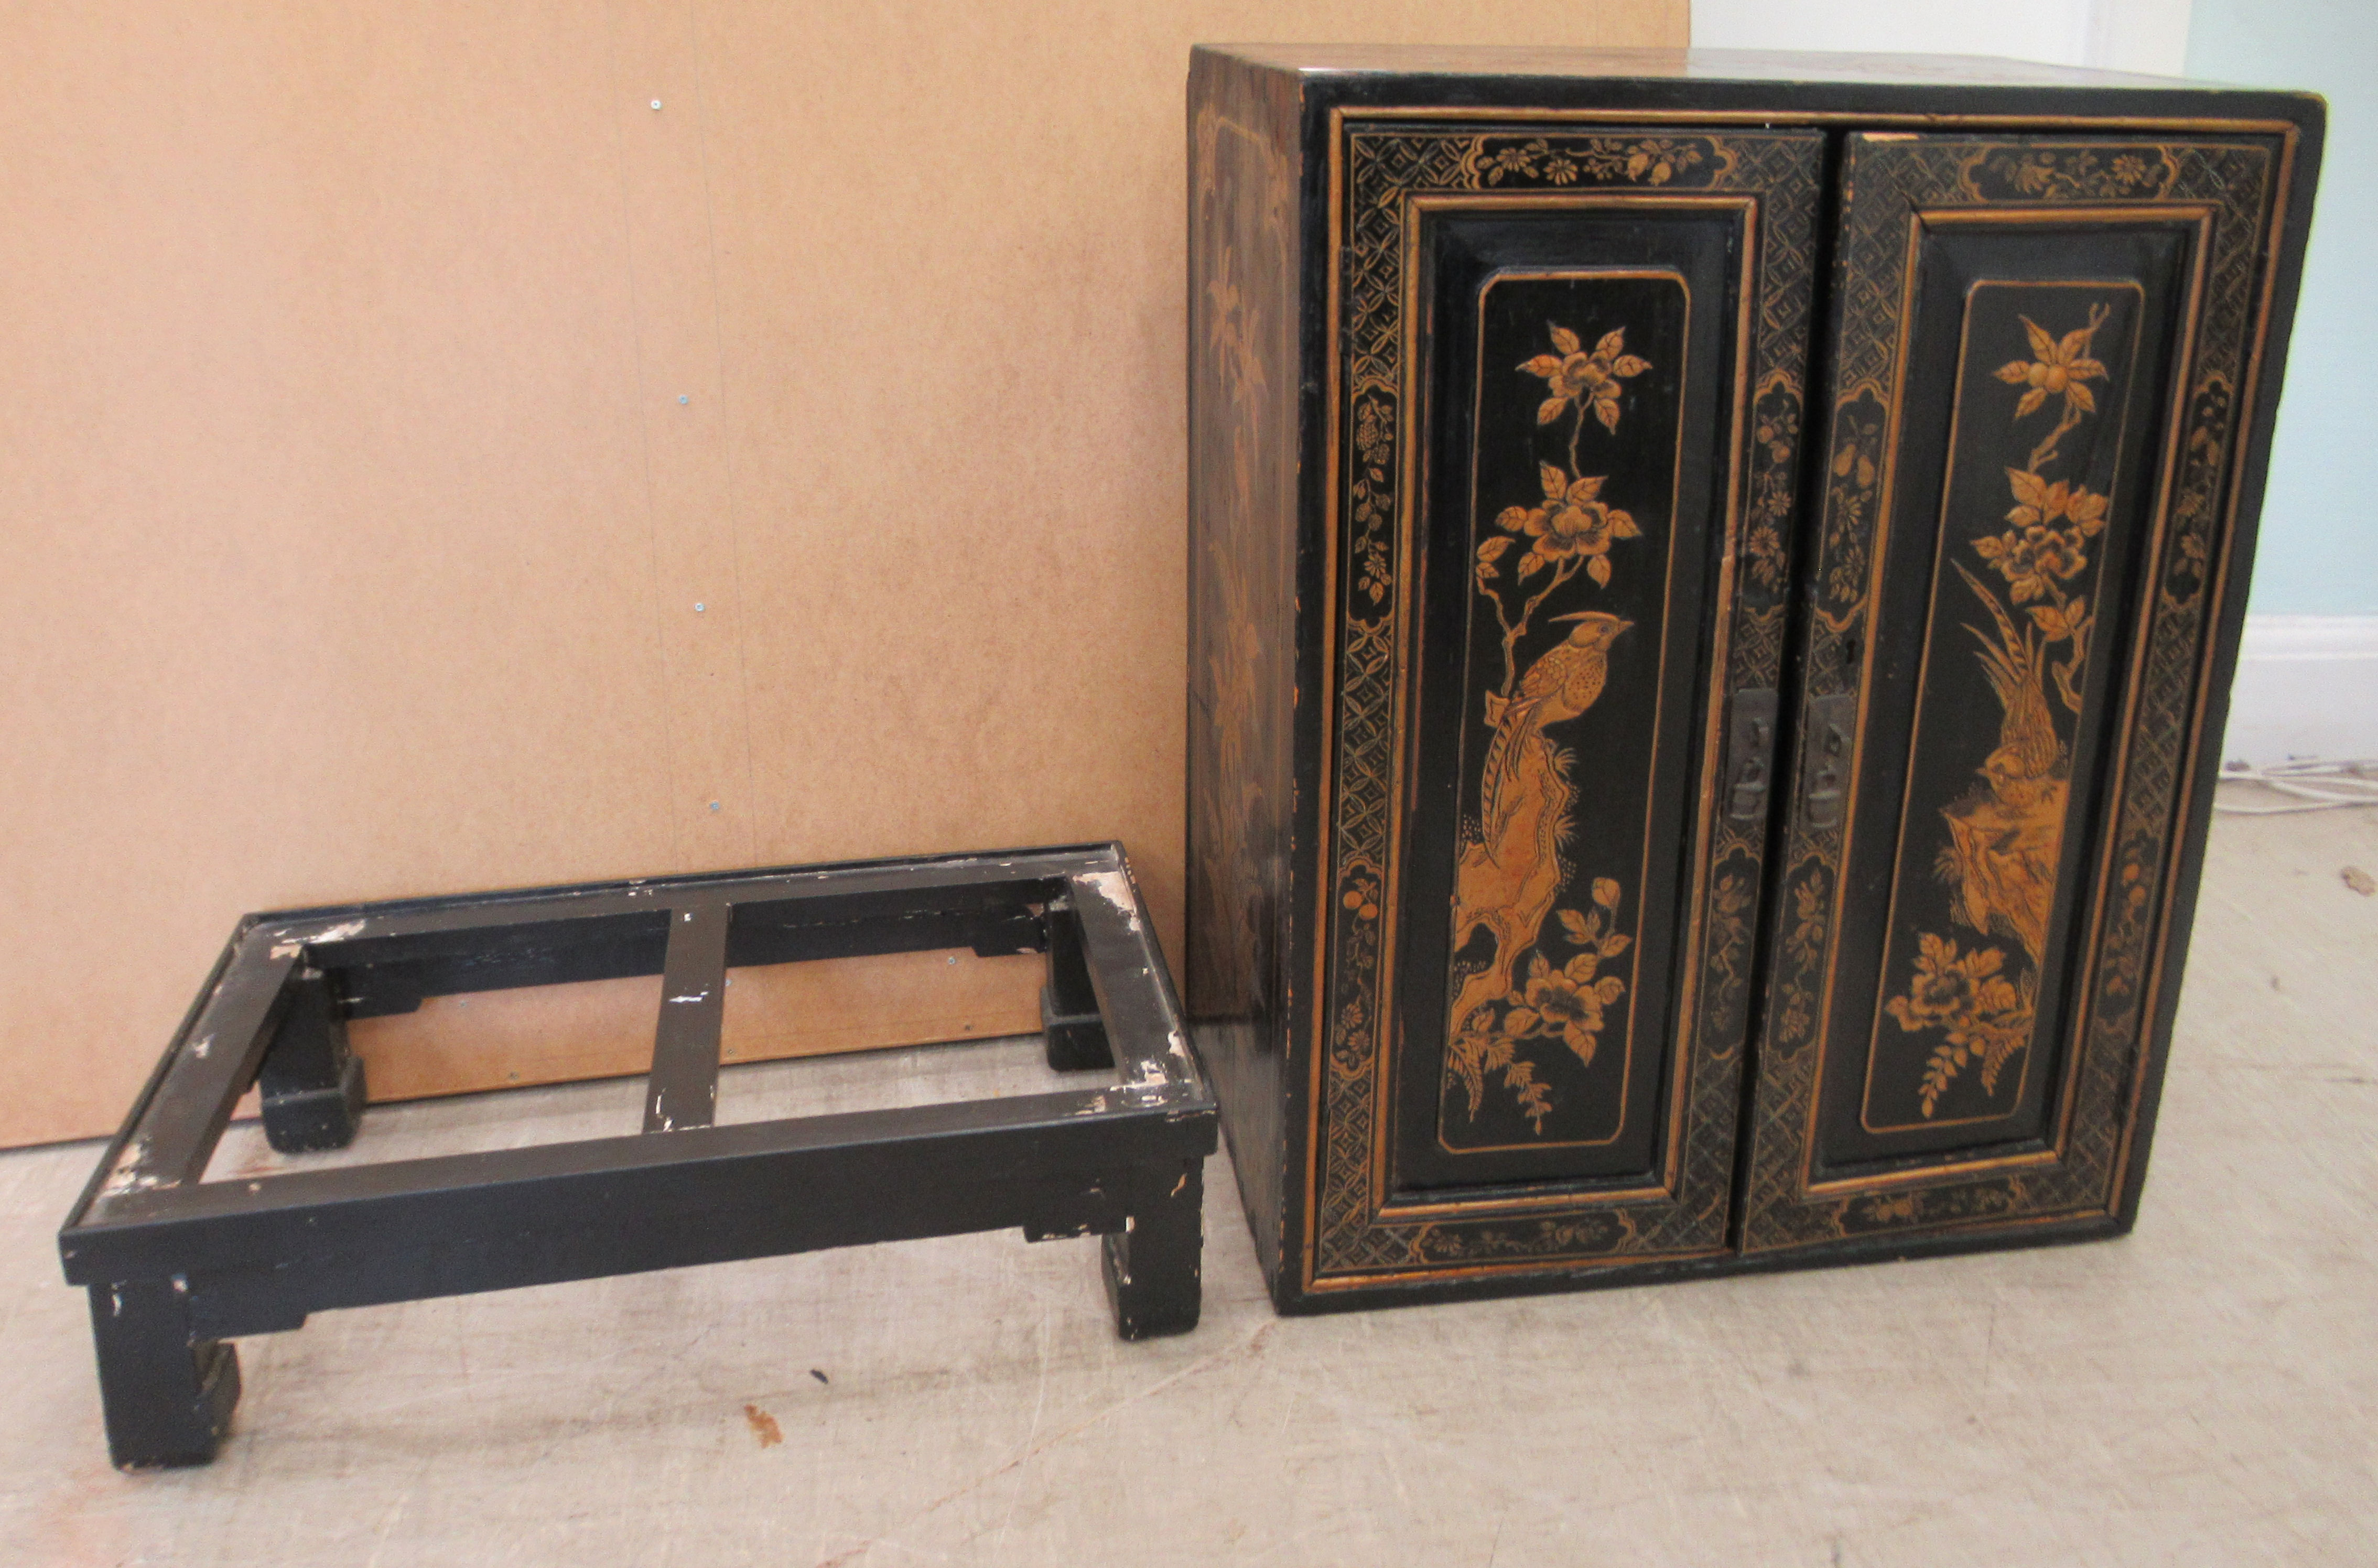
left=1724, top=689, right=1779, bottom=822
left=1799, top=692, right=1858, bottom=829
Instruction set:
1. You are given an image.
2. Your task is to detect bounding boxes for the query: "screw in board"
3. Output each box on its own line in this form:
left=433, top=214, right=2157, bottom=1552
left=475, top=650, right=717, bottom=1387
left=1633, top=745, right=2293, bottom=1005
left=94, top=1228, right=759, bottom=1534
left=651, top=100, right=663, bottom=110
left=678, top=394, right=689, bottom=404
left=694, top=603, right=705, bottom=612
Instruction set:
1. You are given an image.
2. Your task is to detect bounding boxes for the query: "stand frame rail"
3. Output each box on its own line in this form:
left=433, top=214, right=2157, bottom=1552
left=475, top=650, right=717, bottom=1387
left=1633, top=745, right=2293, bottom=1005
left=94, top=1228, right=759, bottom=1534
left=61, top=842, right=1214, bottom=1469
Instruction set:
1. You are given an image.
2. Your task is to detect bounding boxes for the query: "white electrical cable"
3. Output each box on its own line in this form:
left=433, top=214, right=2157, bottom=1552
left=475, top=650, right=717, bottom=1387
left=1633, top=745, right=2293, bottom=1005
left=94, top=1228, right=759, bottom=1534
left=2213, top=758, right=2378, bottom=815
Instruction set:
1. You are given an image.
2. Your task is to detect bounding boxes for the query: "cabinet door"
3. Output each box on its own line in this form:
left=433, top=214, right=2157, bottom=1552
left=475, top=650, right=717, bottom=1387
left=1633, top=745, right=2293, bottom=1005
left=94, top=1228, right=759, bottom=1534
left=1300, top=120, right=1821, bottom=1294
left=1743, top=131, right=2294, bottom=1252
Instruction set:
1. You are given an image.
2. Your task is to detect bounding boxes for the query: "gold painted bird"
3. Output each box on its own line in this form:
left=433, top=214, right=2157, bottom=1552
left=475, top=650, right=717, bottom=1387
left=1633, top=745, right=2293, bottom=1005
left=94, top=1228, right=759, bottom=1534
left=1450, top=611, right=1633, bottom=1040
left=1476, top=611, right=1634, bottom=837
left=1938, top=564, right=2068, bottom=961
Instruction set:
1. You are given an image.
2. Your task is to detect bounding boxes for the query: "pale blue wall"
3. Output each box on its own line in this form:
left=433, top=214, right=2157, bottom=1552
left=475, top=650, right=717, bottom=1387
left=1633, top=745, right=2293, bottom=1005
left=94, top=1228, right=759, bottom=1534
left=2188, top=0, right=2376, bottom=614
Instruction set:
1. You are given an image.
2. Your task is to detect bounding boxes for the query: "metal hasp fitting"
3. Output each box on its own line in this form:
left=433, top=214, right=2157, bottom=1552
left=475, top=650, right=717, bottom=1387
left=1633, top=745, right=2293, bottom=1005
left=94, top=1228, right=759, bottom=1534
left=59, top=843, right=1215, bottom=1470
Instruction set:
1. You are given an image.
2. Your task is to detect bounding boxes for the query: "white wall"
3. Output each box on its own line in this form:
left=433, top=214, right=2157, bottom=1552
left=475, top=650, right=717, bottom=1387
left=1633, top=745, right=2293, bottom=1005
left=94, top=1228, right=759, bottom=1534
left=2188, top=0, right=2378, bottom=758
left=2186, top=0, right=2375, bottom=620
left=1691, top=0, right=2189, bottom=73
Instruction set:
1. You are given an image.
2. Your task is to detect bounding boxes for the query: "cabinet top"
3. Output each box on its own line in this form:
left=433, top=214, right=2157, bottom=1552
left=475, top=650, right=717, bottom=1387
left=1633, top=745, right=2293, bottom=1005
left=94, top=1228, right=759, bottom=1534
left=1192, top=45, right=2320, bottom=119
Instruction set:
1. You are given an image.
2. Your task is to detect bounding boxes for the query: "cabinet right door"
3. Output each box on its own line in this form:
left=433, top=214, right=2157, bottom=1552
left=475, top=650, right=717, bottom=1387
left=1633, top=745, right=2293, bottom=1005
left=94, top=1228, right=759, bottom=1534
left=1742, top=129, right=2295, bottom=1253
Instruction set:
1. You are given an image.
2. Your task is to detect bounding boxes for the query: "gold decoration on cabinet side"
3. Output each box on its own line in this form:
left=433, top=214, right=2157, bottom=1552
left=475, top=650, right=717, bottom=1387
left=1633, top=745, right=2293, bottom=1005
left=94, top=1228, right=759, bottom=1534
left=1187, top=102, right=1295, bottom=1041
left=1881, top=306, right=2116, bottom=1119
left=1447, top=323, right=1649, bottom=1133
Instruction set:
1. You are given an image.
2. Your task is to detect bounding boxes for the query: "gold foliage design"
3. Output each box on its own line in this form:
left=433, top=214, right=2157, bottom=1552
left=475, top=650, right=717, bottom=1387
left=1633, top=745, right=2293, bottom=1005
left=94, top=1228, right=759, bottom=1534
left=1702, top=872, right=1756, bottom=1035
left=1187, top=104, right=1294, bottom=1033
left=1960, top=147, right=2177, bottom=204
left=1414, top=1210, right=1634, bottom=1263
left=1444, top=320, right=1648, bottom=1134
left=1744, top=374, right=1801, bottom=593
left=1814, top=392, right=1889, bottom=628
left=1352, top=394, right=1395, bottom=606
left=1883, top=305, right=2115, bottom=1117
left=1885, top=933, right=2035, bottom=1112
left=1467, top=136, right=1709, bottom=189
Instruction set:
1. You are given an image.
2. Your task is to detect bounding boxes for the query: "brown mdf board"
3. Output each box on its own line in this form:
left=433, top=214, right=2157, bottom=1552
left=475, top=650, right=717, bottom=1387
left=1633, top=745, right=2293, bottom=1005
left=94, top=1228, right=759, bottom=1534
left=0, top=0, right=1685, bottom=1149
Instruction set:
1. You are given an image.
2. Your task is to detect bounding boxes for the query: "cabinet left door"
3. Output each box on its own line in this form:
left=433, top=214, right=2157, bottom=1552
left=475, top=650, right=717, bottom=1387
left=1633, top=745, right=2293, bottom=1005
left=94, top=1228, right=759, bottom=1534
left=1294, top=119, right=1822, bottom=1299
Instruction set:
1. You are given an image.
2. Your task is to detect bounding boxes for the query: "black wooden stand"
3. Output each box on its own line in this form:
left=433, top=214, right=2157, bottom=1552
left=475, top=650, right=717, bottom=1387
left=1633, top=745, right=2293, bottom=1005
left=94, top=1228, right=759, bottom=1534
left=60, top=844, right=1214, bottom=1470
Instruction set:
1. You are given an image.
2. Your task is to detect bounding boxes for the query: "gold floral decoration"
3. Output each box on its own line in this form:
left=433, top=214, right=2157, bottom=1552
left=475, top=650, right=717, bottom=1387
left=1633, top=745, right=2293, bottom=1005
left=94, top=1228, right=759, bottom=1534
left=1818, top=417, right=1884, bottom=616
left=1968, top=147, right=2175, bottom=204
left=1743, top=390, right=1801, bottom=593
left=1521, top=325, right=1651, bottom=434
left=1884, top=933, right=2034, bottom=1117
left=1883, top=302, right=2118, bottom=1116
left=1705, top=873, right=1754, bottom=999
left=1351, top=396, right=1393, bottom=605
left=2003, top=469, right=2109, bottom=537
left=1448, top=318, right=1650, bottom=1134
left=2001, top=303, right=2111, bottom=472
left=1996, top=315, right=2107, bottom=420
left=1448, top=881, right=1632, bottom=1134
left=1341, top=876, right=1381, bottom=923
left=1492, top=466, right=1642, bottom=586
left=1786, top=871, right=1829, bottom=968
left=1974, top=469, right=2108, bottom=698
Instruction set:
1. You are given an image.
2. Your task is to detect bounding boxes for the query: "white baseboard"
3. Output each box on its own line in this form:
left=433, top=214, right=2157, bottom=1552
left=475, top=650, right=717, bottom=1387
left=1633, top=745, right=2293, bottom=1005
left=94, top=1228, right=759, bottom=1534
left=2219, top=615, right=2378, bottom=766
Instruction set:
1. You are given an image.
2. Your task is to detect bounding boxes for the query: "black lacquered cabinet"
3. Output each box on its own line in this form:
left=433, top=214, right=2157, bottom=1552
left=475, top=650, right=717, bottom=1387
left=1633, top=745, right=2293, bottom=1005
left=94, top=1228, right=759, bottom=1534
left=1184, top=46, right=2320, bottom=1310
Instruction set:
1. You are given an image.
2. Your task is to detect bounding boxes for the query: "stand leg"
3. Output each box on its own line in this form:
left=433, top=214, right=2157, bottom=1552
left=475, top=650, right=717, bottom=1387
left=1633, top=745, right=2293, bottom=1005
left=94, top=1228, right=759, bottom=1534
left=88, top=1282, right=241, bottom=1470
left=1101, top=1158, right=1204, bottom=1339
left=1041, top=901, right=1112, bottom=1072
left=259, top=968, right=367, bottom=1153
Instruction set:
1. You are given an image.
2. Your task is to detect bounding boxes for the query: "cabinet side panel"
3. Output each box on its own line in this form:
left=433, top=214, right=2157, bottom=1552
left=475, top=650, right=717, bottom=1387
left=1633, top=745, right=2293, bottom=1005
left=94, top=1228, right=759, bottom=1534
left=1186, top=52, right=1304, bottom=1284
